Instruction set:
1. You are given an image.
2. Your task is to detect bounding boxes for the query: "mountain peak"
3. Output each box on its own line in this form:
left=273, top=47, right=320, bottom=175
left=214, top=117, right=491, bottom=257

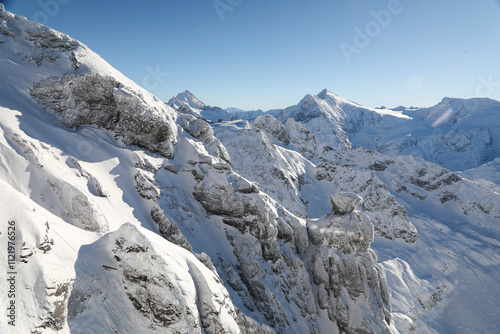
left=168, top=90, right=206, bottom=111
left=0, top=3, right=4, bottom=11
left=317, top=88, right=331, bottom=98
left=440, top=96, right=458, bottom=104
left=316, top=89, right=357, bottom=106
left=181, top=89, right=195, bottom=97
left=176, top=89, right=201, bottom=101
left=317, top=88, right=337, bottom=100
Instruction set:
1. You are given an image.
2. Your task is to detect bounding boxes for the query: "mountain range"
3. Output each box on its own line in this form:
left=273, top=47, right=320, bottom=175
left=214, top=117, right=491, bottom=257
left=1, top=6, right=499, bottom=334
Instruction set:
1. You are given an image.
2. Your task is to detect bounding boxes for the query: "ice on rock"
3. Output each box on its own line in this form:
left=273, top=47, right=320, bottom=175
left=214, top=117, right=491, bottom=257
left=330, top=192, right=364, bottom=215
left=31, top=73, right=177, bottom=158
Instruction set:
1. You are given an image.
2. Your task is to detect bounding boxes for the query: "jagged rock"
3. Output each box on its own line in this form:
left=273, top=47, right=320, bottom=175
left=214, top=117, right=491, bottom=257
left=36, top=283, right=70, bottom=331
left=316, top=160, right=418, bottom=244
left=150, top=206, right=192, bottom=251
left=134, top=171, right=160, bottom=200
left=253, top=114, right=290, bottom=145
left=304, top=200, right=392, bottom=333
left=31, top=73, right=177, bottom=158
left=330, top=192, right=364, bottom=215
left=179, top=114, right=214, bottom=143
left=308, top=209, right=374, bottom=252
left=68, top=224, right=244, bottom=333
left=235, top=309, right=275, bottom=334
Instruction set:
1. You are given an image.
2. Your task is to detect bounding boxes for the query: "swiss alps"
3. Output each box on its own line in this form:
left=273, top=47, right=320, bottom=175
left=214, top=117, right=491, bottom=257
left=1, top=5, right=499, bottom=334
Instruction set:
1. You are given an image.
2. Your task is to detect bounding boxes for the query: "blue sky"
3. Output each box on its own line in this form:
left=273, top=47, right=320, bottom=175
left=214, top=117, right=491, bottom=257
left=3, top=0, right=500, bottom=110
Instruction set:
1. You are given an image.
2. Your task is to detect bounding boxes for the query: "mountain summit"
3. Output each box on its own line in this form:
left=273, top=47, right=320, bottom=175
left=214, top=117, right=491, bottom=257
left=168, top=90, right=233, bottom=123
left=168, top=90, right=207, bottom=111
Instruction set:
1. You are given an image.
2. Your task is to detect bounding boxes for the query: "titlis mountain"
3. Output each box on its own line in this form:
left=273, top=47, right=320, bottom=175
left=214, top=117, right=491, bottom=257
left=1, top=6, right=499, bottom=334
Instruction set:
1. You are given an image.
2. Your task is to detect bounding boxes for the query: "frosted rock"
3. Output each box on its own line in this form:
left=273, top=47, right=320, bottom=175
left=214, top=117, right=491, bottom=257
left=308, top=211, right=374, bottom=252
left=150, top=206, right=192, bottom=251
left=253, top=114, right=289, bottom=144
left=31, top=73, right=176, bottom=158
left=330, top=192, right=363, bottom=215
left=0, top=4, right=4, bottom=11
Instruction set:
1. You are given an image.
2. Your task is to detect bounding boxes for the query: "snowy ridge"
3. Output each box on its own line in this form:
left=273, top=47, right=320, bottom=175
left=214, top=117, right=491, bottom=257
left=225, top=107, right=272, bottom=121
left=270, top=89, right=500, bottom=171
left=0, top=8, right=397, bottom=334
left=211, top=91, right=500, bottom=332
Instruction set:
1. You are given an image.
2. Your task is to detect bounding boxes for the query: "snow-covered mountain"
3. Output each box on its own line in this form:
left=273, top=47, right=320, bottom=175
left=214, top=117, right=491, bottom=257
left=212, top=89, right=500, bottom=333
left=2, top=5, right=500, bottom=333
left=0, top=7, right=399, bottom=334
left=272, top=89, right=500, bottom=171
left=225, top=107, right=277, bottom=121
left=168, top=90, right=234, bottom=123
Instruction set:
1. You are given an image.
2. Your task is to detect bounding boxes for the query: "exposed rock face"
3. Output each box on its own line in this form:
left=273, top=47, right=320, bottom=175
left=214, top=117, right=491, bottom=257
left=150, top=205, right=192, bottom=251
left=178, top=113, right=232, bottom=164
left=31, top=73, right=177, bottom=158
left=0, top=7, right=81, bottom=67
left=309, top=194, right=372, bottom=253
left=216, top=114, right=418, bottom=244
left=133, top=160, right=192, bottom=251
left=330, top=192, right=363, bottom=216
left=67, top=224, right=249, bottom=334
left=305, top=193, right=391, bottom=333
left=187, top=158, right=394, bottom=333
left=253, top=115, right=290, bottom=145
left=316, top=161, right=418, bottom=243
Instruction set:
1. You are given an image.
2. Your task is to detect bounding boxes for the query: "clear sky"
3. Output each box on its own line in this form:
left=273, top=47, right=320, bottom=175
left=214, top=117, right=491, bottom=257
left=3, top=0, right=500, bottom=110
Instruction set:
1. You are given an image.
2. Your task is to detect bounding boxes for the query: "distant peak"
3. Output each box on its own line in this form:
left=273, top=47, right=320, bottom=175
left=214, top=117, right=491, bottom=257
left=177, top=90, right=195, bottom=98
left=175, top=90, right=203, bottom=103
left=317, top=89, right=332, bottom=99
left=440, top=97, right=460, bottom=104
left=317, top=89, right=346, bottom=103
left=0, top=4, right=4, bottom=11
left=299, top=94, right=318, bottom=104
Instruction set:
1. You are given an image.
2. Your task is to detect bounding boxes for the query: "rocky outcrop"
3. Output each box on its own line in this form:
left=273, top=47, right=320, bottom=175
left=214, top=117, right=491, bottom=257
left=188, top=157, right=394, bottom=333
left=178, top=113, right=232, bottom=164
left=68, top=224, right=248, bottom=334
left=133, top=163, right=192, bottom=251
left=316, top=161, right=418, bottom=243
left=329, top=192, right=364, bottom=216
left=217, top=115, right=418, bottom=244
left=31, top=73, right=177, bottom=158
left=306, top=192, right=392, bottom=333
left=0, top=7, right=80, bottom=67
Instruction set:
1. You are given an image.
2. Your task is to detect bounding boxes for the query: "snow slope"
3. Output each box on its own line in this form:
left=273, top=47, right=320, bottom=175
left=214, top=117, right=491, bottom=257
left=0, top=7, right=397, bottom=334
